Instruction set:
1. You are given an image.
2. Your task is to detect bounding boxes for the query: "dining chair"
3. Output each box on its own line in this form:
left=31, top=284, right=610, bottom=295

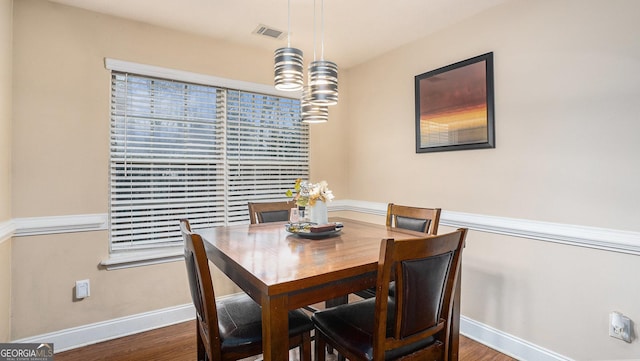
left=354, top=203, right=442, bottom=300
left=312, top=228, right=467, bottom=361
left=180, top=219, right=313, bottom=361
left=386, top=203, right=441, bottom=235
left=247, top=200, right=295, bottom=224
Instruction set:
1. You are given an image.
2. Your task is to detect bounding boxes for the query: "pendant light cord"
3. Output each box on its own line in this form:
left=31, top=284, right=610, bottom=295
left=313, top=0, right=317, bottom=61
left=320, top=0, right=325, bottom=60
left=287, top=0, right=291, bottom=47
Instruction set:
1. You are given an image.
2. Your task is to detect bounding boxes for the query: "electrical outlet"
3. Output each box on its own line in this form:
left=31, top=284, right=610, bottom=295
left=75, top=279, right=90, bottom=299
left=609, top=312, right=632, bottom=343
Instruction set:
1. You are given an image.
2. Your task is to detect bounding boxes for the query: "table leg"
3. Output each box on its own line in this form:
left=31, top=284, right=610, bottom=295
left=263, top=295, right=289, bottom=361
left=324, top=295, right=348, bottom=308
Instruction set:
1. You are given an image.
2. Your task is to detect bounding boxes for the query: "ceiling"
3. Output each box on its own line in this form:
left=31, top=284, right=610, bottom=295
left=47, top=0, right=509, bottom=69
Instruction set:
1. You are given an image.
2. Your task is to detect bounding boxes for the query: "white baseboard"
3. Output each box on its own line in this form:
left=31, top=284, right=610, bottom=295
left=461, top=316, right=573, bottom=361
left=12, top=304, right=195, bottom=353
left=11, top=302, right=573, bottom=361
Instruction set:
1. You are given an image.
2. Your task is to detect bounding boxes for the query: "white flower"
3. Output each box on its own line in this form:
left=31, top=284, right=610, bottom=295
left=288, top=179, right=334, bottom=206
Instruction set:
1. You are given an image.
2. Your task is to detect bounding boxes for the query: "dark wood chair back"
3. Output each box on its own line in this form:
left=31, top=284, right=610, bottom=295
left=386, top=203, right=441, bottom=235
left=312, top=228, right=466, bottom=361
left=374, top=229, right=465, bottom=360
left=180, top=219, right=222, bottom=360
left=247, top=201, right=294, bottom=224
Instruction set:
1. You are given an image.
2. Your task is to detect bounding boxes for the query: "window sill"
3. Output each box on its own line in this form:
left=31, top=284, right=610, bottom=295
left=100, top=247, right=184, bottom=270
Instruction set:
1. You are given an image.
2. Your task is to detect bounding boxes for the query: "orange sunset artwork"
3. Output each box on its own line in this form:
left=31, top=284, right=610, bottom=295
left=418, top=60, right=488, bottom=148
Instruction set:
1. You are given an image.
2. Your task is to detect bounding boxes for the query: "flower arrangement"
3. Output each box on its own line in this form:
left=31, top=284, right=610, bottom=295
left=286, top=178, right=334, bottom=207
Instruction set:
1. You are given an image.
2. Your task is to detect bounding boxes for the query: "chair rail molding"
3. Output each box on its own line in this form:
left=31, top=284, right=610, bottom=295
left=328, top=200, right=640, bottom=256
left=9, top=201, right=640, bottom=256
left=13, top=213, right=108, bottom=236
left=440, top=210, right=640, bottom=255
left=0, top=219, right=15, bottom=244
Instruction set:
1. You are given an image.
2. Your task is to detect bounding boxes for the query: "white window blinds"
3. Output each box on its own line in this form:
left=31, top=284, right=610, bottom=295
left=110, top=71, right=308, bottom=251
left=226, top=90, right=309, bottom=224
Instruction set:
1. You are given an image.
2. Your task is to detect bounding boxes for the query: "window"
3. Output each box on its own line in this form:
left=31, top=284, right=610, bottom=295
left=109, top=69, right=308, bottom=252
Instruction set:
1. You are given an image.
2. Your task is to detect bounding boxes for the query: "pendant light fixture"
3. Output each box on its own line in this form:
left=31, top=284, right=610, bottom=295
left=274, top=0, right=303, bottom=91
left=308, top=0, right=338, bottom=106
left=301, top=86, right=329, bottom=123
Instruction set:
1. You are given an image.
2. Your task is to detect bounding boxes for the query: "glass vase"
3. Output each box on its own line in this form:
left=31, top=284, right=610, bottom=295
left=297, top=206, right=306, bottom=222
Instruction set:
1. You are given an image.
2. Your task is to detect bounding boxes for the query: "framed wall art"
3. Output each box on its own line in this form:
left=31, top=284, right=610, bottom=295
left=415, top=52, right=495, bottom=153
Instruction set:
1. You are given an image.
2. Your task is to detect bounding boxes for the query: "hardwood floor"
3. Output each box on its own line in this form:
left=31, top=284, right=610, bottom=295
left=55, top=320, right=516, bottom=361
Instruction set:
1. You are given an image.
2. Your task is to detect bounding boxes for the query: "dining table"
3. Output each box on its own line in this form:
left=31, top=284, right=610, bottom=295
left=199, top=216, right=462, bottom=361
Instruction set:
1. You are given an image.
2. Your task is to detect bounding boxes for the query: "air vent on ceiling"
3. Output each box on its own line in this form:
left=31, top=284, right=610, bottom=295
left=253, top=24, right=286, bottom=40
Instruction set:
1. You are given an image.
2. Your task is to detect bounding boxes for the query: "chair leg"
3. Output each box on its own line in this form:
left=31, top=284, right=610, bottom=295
left=299, top=332, right=312, bottom=361
left=196, top=325, right=206, bottom=361
left=315, top=332, right=326, bottom=361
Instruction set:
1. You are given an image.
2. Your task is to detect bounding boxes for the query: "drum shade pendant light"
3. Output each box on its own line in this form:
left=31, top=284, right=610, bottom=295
left=308, top=0, right=338, bottom=105
left=301, top=86, right=328, bottom=123
left=274, top=0, right=304, bottom=91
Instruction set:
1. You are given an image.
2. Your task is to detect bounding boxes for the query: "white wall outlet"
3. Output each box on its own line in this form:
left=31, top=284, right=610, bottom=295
left=75, top=279, right=90, bottom=299
left=609, top=311, right=632, bottom=343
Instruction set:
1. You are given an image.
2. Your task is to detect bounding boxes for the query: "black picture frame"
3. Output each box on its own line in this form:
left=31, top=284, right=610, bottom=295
left=415, top=52, right=495, bottom=153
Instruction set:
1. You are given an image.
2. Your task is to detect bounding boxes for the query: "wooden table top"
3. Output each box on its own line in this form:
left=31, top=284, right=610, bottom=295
left=199, top=217, right=425, bottom=297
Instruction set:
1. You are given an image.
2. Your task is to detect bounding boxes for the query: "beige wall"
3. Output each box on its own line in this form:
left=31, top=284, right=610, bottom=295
left=308, top=71, right=349, bottom=197
left=344, top=0, right=640, bottom=359
left=9, top=0, right=640, bottom=359
left=12, top=232, right=188, bottom=337
left=0, top=0, right=11, bottom=222
left=10, top=0, right=344, bottom=339
left=0, top=0, right=13, bottom=344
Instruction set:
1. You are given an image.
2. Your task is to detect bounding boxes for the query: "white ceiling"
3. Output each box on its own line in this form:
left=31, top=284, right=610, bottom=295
left=47, top=0, right=509, bottom=69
